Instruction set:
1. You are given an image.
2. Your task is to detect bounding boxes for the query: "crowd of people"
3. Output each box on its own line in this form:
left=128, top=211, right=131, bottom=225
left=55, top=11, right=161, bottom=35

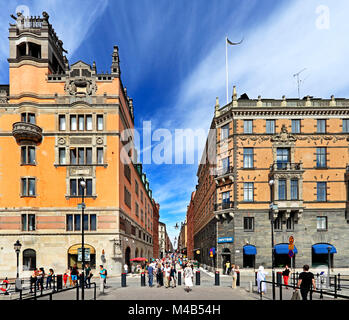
left=122, top=253, right=199, bottom=293
left=29, top=262, right=95, bottom=293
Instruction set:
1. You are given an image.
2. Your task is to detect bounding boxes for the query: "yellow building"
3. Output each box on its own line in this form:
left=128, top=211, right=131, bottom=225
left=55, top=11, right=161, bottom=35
left=0, top=12, right=156, bottom=277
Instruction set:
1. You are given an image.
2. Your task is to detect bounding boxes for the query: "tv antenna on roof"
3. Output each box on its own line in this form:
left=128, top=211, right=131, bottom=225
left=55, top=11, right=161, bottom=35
left=293, top=68, right=307, bottom=99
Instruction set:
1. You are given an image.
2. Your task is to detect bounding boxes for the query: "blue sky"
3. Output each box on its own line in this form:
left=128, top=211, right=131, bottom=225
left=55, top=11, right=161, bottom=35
left=1, top=0, right=349, bottom=245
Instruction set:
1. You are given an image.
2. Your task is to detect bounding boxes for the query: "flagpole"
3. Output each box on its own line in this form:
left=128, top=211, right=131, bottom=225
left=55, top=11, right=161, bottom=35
left=225, top=36, right=229, bottom=105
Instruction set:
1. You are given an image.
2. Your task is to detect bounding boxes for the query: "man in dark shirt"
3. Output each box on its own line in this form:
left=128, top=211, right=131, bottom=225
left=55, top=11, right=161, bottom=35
left=296, top=265, right=316, bottom=300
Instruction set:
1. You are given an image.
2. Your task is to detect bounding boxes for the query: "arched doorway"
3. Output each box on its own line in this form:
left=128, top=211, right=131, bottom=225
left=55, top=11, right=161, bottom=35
left=23, top=249, right=36, bottom=271
left=140, top=248, right=144, bottom=258
left=222, top=248, right=231, bottom=274
left=312, top=243, right=337, bottom=268
left=68, top=244, right=96, bottom=269
left=135, top=248, right=139, bottom=258
left=125, top=247, right=131, bottom=269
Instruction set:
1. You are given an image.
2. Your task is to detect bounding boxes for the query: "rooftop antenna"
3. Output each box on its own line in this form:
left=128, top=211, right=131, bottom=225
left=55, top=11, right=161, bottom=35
left=293, top=68, right=307, bottom=99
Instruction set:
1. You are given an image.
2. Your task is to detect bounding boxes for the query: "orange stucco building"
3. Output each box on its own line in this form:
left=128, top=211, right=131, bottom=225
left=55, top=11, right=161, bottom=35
left=0, top=12, right=158, bottom=277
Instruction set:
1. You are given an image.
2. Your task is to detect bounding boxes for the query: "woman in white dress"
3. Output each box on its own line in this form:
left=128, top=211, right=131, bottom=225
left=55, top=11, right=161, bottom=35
left=184, top=264, right=194, bottom=292
left=257, top=266, right=267, bottom=294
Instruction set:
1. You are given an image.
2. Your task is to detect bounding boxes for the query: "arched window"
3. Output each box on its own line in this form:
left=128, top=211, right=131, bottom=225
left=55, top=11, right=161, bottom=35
left=23, top=249, right=36, bottom=271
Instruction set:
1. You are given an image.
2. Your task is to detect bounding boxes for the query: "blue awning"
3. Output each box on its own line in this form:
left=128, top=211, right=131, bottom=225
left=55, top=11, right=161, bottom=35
left=243, top=245, right=257, bottom=255
left=274, top=244, right=298, bottom=255
left=312, top=244, right=337, bottom=254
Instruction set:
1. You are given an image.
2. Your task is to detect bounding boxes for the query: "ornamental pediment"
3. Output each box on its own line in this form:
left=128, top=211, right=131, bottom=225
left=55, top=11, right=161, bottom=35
left=271, top=125, right=297, bottom=143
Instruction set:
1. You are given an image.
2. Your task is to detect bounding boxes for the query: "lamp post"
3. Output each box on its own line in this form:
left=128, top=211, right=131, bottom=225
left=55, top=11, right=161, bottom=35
left=269, top=179, right=276, bottom=300
left=327, top=246, right=331, bottom=288
left=14, top=240, right=22, bottom=292
left=79, top=177, right=86, bottom=300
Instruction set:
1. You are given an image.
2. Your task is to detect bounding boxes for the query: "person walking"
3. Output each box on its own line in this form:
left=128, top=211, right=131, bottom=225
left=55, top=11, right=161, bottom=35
left=170, top=264, right=177, bottom=288
left=46, top=268, right=54, bottom=290
left=99, top=265, right=106, bottom=294
left=231, top=264, right=237, bottom=289
left=184, top=263, right=194, bottom=293
left=147, top=262, right=154, bottom=287
left=71, top=264, right=78, bottom=286
left=85, top=263, right=92, bottom=289
left=124, top=263, right=128, bottom=274
left=164, top=263, right=171, bottom=288
left=226, top=261, right=231, bottom=275
left=157, top=263, right=164, bottom=287
left=63, top=272, right=68, bottom=288
left=30, top=268, right=38, bottom=293
left=296, top=265, right=316, bottom=301
left=282, top=265, right=291, bottom=289
left=257, top=266, right=267, bottom=295
left=68, top=267, right=73, bottom=287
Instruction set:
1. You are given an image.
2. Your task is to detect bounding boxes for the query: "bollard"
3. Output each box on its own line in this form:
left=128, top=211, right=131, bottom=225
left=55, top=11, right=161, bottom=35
left=195, top=271, right=200, bottom=285
left=277, top=272, right=282, bottom=287
left=255, top=271, right=257, bottom=286
left=236, top=271, right=240, bottom=287
left=215, top=271, right=220, bottom=286
left=76, top=283, right=79, bottom=300
left=338, top=273, right=341, bottom=291
left=249, top=281, right=253, bottom=293
left=141, top=273, right=146, bottom=287
left=56, top=274, right=63, bottom=291
left=334, top=275, right=337, bottom=299
left=121, top=273, right=127, bottom=287
left=178, top=271, right=181, bottom=286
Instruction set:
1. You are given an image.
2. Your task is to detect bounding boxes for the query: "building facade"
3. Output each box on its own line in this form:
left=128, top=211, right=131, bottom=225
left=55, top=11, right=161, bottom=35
left=158, top=222, right=166, bottom=258
left=214, top=87, right=349, bottom=270
left=186, top=192, right=195, bottom=259
left=152, top=200, right=160, bottom=259
left=0, top=12, right=157, bottom=277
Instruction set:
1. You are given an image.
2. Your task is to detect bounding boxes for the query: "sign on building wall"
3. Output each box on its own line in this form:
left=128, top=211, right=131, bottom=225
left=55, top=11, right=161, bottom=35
left=218, top=237, right=234, bottom=244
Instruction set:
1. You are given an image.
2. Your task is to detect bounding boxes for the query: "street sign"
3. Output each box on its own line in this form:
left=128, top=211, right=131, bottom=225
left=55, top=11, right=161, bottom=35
left=289, top=236, right=294, bottom=245
left=288, top=250, right=294, bottom=258
left=78, top=248, right=90, bottom=262
left=218, top=237, right=234, bottom=244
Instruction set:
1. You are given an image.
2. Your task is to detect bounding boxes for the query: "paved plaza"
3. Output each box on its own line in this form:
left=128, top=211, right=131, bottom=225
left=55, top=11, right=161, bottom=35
left=3, top=267, right=347, bottom=301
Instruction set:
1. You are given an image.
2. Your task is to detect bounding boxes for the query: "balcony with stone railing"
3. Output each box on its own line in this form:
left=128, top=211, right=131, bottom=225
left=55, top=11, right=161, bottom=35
left=214, top=201, right=234, bottom=220
left=12, top=122, right=43, bottom=145
left=214, top=167, right=234, bottom=184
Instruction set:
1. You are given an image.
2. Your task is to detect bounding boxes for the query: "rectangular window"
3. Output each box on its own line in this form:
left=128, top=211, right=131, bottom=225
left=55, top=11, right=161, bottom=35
left=59, top=148, right=66, bottom=165
left=59, top=115, right=66, bottom=131
left=274, top=217, right=282, bottom=231
left=276, top=148, right=290, bottom=169
left=70, top=115, right=77, bottom=131
left=244, top=183, right=254, bottom=202
left=66, top=214, right=73, bottom=231
left=286, top=215, right=294, bottom=231
left=86, top=179, right=93, bottom=196
left=74, top=214, right=81, bottom=231
left=243, top=148, right=253, bottom=168
left=90, top=214, right=97, bottom=231
left=97, top=148, right=104, bottom=164
left=244, top=120, right=253, bottom=134
left=317, top=182, right=327, bottom=202
left=291, top=179, right=299, bottom=200
left=278, top=179, right=287, bottom=200
left=21, top=178, right=36, bottom=196
left=70, top=148, right=77, bottom=165
left=141, top=191, right=143, bottom=203
left=135, top=202, right=139, bottom=217
left=343, top=119, right=349, bottom=133
left=21, top=214, right=35, bottom=231
left=222, top=157, right=229, bottom=173
left=317, top=216, right=327, bottom=231
left=141, top=209, right=144, bottom=222
left=83, top=214, right=89, bottom=231
left=70, top=179, right=77, bottom=196
left=78, top=115, right=84, bottom=131
left=222, top=191, right=230, bottom=204
left=97, top=115, right=104, bottom=131
left=78, top=148, right=85, bottom=164
left=266, top=120, right=275, bottom=134
left=124, top=164, right=131, bottom=182
left=221, top=124, right=229, bottom=140
left=86, top=115, right=92, bottom=131
left=243, top=217, right=254, bottom=231
left=317, top=119, right=326, bottom=133
left=292, top=120, right=301, bottom=134
left=316, top=147, right=327, bottom=168
left=135, top=180, right=139, bottom=195
left=86, top=148, right=92, bottom=164
left=21, top=113, right=36, bottom=124
left=124, top=187, right=131, bottom=208
left=21, top=146, right=36, bottom=165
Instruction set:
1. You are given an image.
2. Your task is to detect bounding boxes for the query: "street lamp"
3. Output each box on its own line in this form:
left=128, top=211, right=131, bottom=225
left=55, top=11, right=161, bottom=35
left=327, top=246, right=331, bottom=288
left=269, top=179, right=276, bottom=300
left=79, top=177, right=86, bottom=300
left=14, top=240, right=22, bottom=292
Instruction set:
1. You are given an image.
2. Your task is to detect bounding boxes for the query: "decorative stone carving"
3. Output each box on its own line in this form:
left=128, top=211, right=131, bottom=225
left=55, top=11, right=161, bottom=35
left=64, top=78, right=97, bottom=96
left=58, top=137, right=66, bottom=145
left=96, top=137, right=104, bottom=145
left=271, top=125, right=297, bottom=143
